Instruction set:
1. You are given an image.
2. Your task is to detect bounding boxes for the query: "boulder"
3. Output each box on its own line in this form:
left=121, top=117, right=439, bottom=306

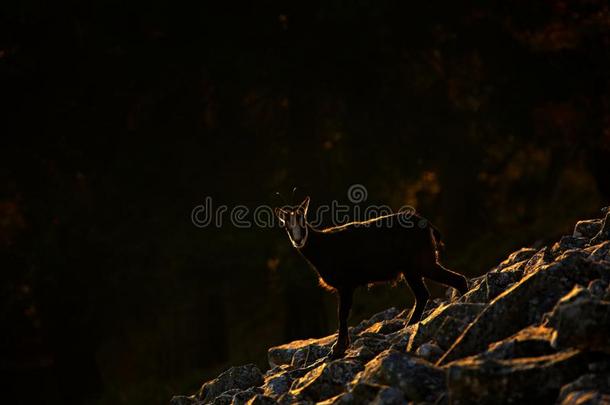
left=450, top=260, right=526, bottom=304
left=415, top=342, right=444, bottom=363
left=354, top=349, right=445, bottom=403
left=574, top=219, right=603, bottom=239
left=485, top=261, right=526, bottom=301
left=385, top=324, right=415, bottom=352
left=585, top=241, right=610, bottom=263
left=550, top=236, right=589, bottom=260
left=558, top=373, right=610, bottom=405
left=230, top=387, right=264, bottom=405
left=344, top=333, right=391, bottom=362
left=548, top=287, right=610, bottom=353
left=244, top=395, right=276, bottom=405
left=448, top=275, right=487, bottom=303
left=362, top=318, right=404, bottom=335
left=447, top=349, right=589, bottom=404
left=268, top=335, right=335, bottom=368
left=350, top=307, right=400, bottom=335
left=197, top=364, right=264, bottom=404
left=523, top=246, right=553, bottom=276
left=559, top=391, right=610, bottom=404
left=493, top=247, right=538, bottom=272
left=438, top=254, right=606, bottom=364
left=591, top=212, right=610, bottom=245
left=261, top=370, right=292, bottom=398
left=406, top=302, right=485, bottom=352
left=288, top=359, right=363, bottom=402
left=318, top=383, right=406, bottom=405
left=477, top=324, right=556, bottom=360
left=208, top=389, right=239, bottom=405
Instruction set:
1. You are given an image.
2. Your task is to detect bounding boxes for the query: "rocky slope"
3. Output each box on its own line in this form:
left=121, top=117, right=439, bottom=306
left=172, top=210, right=610, bottom=404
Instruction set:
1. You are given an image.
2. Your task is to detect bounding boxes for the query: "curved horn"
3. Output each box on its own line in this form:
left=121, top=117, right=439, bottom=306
left=292, top=187, right=298, bottom=203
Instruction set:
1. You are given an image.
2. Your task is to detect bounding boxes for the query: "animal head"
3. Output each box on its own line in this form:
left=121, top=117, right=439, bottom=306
left=275, top=197, right=310, bottom=249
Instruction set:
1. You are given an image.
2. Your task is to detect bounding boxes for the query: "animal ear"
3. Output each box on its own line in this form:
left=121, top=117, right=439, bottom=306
left=298, top=196, right=310, bottom=215
left=275, top=208, right=287, bottom=226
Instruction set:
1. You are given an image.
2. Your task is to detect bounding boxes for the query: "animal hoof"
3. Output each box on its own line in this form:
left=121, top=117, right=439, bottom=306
left=329, top=343, right=347, bottom=359
left=329, top=350, right=345, bottom=360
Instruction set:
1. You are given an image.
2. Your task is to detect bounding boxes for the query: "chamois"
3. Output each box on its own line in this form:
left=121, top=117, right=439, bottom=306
left=275, top=197, right=468, bottom=359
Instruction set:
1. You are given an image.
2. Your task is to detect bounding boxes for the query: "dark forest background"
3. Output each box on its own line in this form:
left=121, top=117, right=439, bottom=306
left=1, top=1, right=609, bottom=404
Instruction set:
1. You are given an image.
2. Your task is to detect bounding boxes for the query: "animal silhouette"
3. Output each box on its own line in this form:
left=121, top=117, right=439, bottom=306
left=275, top=196, right=468, bottom=359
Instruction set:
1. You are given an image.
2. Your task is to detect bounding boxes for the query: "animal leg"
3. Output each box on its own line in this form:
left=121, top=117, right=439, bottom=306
left=330, top=287, right=354, bottom=359
left=404, top=274, right=429, bottom=326
left=424, top=263, right=468, bottom=295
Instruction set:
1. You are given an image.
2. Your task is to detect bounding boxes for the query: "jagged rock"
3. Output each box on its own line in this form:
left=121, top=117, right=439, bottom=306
left=350, top=308, right=400, bottom=335
left=362, top=318, right=404, bottom=335
left=244, top=394, right=276, bottom=405
left=451, top=261, right=525, bottom=304
left=474, top=325, right=555, bottom=360
left=456, top=282, right=487, bottom=303
left=292, top=345, right=331, bottom=368
left=173, top=211, right=610, bottom=405
left=523, top=246, right=553, bottom=276
left=432, top=316, right=470, bottom=350
left=354, top=349, right=445, bottom=403
left=574, top=219, right=604, bottom=239
left=448, top=275, right=486, bottom=303
left=365, top=385, right=406, bottom=405
left=438, top=254, right=607, bottom=364
left=230, top=387, right=264, bottom=405
left=262, top=370, right=291, bottom=397
left=262, top=362, right=327, bottom=399
left=493, top=247, right=538, bottom=272
left=559, top=391, right=610, bottom=404
left=208, top=389, right=239, bottom=405
left=421, top=298, right=446, bottom=319
left=555, top=248, right=591, bottom=263
left=196, top=364, right=264, bottom=404
left=354, top=332, right=389, bottom=342
left=268, top=335, right=335, bottom=367
left=552, top=284, right=592, bottom=306
left=207, top=388, right=263, bottom=405
left=288, top=359, right=363, bottom=402
left=551, top=236, right=589, bottom=257
left=447, top=349, right=590, bottom=404
left=558, top=373, right=610, bottom=405
left=406, top=302, right=485, bottom=352
left=548, top=286, right=610, bottom=353
left=585, top=240, right=610, bottom=260
left=485, top=261, right=526, bottom=301
left=345, top=334, right=390, bottom=362
left=386, top=324, right=415, bottom=351
left=320, top=382, right=406, bottom=405
left=591, top=212, right=610, bottom=245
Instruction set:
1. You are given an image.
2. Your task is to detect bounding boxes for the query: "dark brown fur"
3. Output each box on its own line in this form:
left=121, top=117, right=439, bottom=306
left=277, top=206, right=467, bottom=359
